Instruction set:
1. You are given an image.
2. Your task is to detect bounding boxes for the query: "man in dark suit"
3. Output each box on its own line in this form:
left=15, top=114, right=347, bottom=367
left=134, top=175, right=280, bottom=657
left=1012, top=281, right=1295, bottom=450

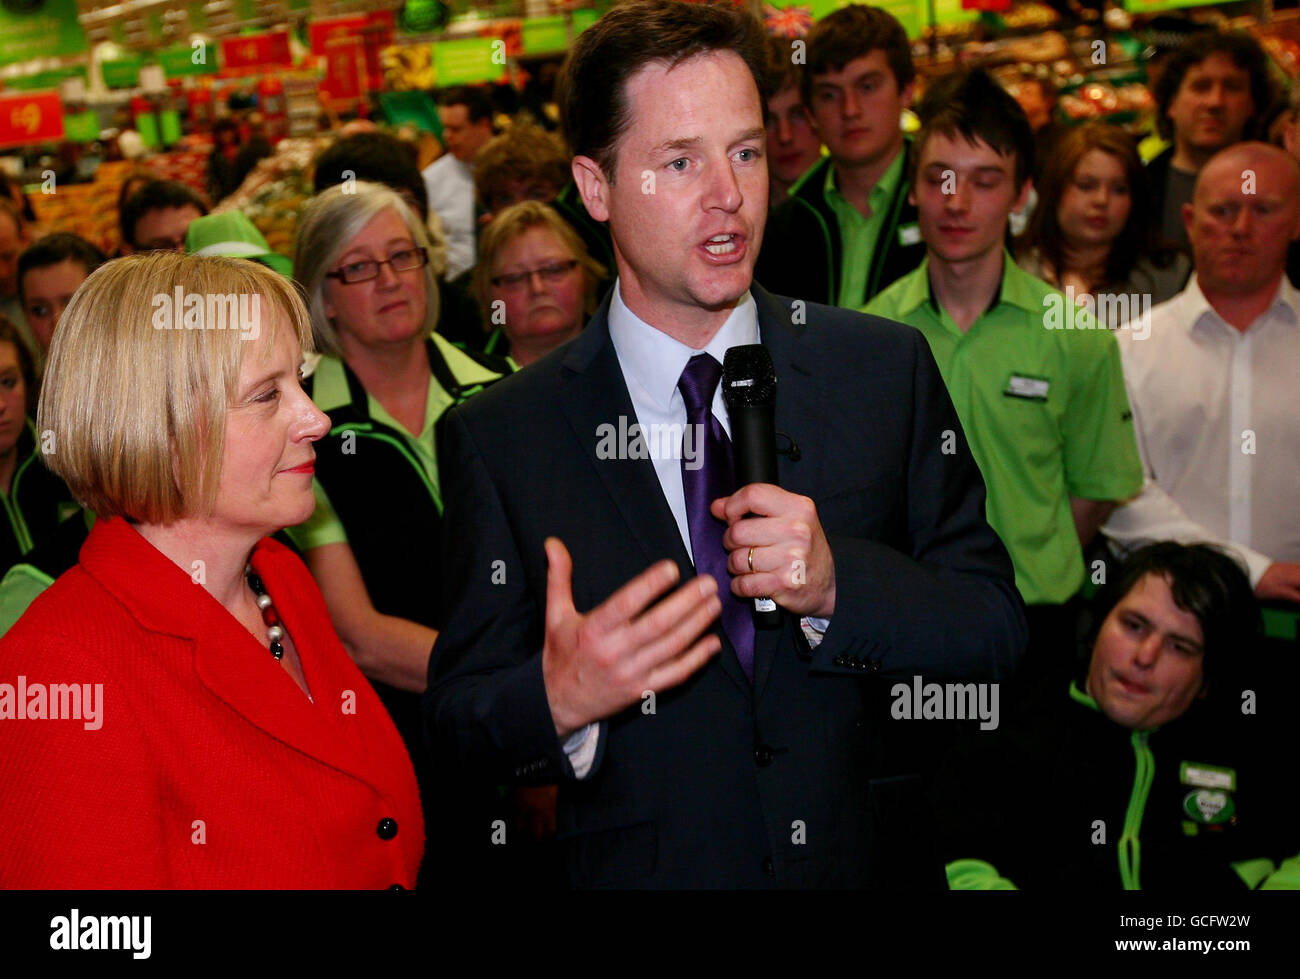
left=425, top=0, right=1026, bottom=889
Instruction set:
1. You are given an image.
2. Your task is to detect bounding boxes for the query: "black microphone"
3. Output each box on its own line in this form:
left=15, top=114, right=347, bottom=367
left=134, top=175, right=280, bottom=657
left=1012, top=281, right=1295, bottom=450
left=722, top=344, right=781, bottom=628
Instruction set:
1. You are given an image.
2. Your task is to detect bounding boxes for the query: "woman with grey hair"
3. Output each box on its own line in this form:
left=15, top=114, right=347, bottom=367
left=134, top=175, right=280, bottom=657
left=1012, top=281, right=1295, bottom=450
left=290, top=182, right=508, bottom=880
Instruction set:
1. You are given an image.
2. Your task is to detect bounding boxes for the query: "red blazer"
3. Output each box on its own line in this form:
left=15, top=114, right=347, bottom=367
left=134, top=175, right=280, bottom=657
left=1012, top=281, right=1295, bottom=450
left=0, top=517, right=423, bottom=888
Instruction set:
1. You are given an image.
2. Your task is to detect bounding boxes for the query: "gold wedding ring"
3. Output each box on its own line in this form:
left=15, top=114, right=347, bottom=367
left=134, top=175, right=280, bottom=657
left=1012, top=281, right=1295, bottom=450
left=747, top=546, right=755, bottom=573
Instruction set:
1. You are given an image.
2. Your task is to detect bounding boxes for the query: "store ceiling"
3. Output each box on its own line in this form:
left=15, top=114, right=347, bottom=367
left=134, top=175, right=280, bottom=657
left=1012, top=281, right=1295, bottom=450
left=74, top=0, right=405, bottom=46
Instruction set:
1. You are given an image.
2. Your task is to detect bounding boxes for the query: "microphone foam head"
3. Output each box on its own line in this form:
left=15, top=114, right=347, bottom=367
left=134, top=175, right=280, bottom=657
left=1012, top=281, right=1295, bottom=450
left=722, top=344, right=776, bottom=408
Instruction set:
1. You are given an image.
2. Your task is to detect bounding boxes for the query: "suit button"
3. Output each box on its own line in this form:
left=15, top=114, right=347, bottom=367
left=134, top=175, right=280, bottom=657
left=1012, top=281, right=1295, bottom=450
left=388, top=883, right=406, bottom=890
left=753, top=745, right=775, bottom=767
left=762, top=857, right=775, bottom=878
left=833, top=655, right=846, bottom=667
left=376, top=817, right=398, bottom=840
left=867, top=659, right=882, bottom=673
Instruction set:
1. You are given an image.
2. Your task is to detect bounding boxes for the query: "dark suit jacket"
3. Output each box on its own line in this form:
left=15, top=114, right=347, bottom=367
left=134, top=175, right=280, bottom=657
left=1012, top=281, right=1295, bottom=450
left=425, top=285, right=1026, bottom=888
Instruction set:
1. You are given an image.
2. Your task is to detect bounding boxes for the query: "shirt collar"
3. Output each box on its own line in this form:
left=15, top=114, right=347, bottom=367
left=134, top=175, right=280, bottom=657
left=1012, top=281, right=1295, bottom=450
left=1178, top=272, right=1300, bottom=336
left=607, top=280, right=759, bottom=413
left=825, top=142, right=906, bottom=211
left=895, top=250, right=1025, bottom=319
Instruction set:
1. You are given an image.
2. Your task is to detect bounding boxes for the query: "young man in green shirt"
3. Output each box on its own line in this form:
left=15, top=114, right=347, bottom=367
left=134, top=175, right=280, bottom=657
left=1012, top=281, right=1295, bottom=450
left=866, top=70, right=1143, bottom=672
left=755, top=5, right=924, bottom=307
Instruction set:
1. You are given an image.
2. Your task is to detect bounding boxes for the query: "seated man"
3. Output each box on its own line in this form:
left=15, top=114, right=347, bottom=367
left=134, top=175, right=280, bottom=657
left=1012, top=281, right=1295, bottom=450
left=934, top=541, right=1297, bottom=890
left=866, top=70, right=1143, bottom=673
left=1104, top=142, right=1300, bottom=608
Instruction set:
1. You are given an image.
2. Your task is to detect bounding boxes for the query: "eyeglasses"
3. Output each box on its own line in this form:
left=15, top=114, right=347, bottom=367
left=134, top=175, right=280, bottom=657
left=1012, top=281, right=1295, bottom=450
left=490, top=259, right=579, bottom=290
left=140, top=238, right=188, bottom=253
left=326, top=246, right=429, bottom=284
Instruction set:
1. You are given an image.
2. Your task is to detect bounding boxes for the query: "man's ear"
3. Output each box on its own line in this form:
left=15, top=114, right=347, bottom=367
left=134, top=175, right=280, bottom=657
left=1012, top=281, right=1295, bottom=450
left=899, top=80, right=916, bottom=111
left=1182, top=199, right=1196, bottom=240
left=1012, top=178, right=1032, bottom=215
left=571, top=155, right=611, bottom=223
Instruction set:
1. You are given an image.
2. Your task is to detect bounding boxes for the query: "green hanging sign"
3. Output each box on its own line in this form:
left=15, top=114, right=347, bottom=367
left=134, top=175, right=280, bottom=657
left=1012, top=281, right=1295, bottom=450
left=433, top=38, right=500, bottom=85
left=159, top=42, right=218, bottom=78
left=3, top=65, right=86, bottom=92
left=102, top=56, right=144, bottom=89
left=63, top=110, right=100, bottom=143
left=521, top=16, right=567, bottom=54
left=0, top=0, right=89, bottom=66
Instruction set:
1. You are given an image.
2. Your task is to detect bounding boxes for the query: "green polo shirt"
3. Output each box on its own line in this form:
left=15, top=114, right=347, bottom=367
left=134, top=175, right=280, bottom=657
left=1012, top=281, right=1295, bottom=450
left=285, top=334, right=503, bottom=552
left=865, top=253, right=1143, bottom=604
left=826, top=147, right=905, bottom=309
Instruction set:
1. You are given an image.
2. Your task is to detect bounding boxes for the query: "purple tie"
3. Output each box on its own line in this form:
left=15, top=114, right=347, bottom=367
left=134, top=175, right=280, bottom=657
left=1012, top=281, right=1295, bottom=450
left=678, top=354, right=755, bottom=681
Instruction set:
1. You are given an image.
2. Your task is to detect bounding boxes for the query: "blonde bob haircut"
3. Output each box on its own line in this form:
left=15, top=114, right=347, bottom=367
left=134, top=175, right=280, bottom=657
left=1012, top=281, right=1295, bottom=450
left=37, top=251, right=312, bottom=525
left=471, top=200, right=606, bottom=330
left=294, top=180, right=440, bottom=358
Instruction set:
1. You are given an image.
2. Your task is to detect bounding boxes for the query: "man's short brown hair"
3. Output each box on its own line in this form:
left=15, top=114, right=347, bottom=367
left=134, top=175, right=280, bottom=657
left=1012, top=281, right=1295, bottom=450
left=802, top=4, right=915, bottom=107
left=558, top=0, right=768, bottom=180
left=474, top=121, right=570, bottom=214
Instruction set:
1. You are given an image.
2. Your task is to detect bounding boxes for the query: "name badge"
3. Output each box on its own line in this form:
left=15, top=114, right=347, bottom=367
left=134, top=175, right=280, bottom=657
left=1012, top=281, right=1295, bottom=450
left=1004, top=374, right=1050, bottom=401
left=1180, top=761, right=1237, bottom=791
left=897, top=223, right=921, bottom=247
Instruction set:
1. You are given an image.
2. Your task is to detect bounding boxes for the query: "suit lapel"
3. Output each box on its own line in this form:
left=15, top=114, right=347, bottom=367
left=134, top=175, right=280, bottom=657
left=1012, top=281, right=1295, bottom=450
left=78, top=519, right=378, bottom=786
left=557, top=301, right=751, bottom=696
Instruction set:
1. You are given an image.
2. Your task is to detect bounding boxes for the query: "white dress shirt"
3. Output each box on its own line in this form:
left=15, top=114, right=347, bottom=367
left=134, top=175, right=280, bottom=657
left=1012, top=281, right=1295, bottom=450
left=608, top=281, right=759, bottom=558
left=1104, top=273, right=1300, bottom=585
left=420, top=153, right=475, bottom=280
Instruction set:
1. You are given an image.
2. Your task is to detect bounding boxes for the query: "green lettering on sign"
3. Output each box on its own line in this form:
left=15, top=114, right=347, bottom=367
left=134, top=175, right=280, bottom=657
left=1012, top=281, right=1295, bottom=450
left=433, top=38, right=499, bottom=85
left=0, top=0, right=89, bottom=66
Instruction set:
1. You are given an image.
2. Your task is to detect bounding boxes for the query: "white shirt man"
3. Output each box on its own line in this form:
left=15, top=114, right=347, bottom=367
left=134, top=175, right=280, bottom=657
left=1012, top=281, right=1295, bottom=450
left=421, top=94, right=494, bottom=281
left=1105, top=143, right=1300, bottom=603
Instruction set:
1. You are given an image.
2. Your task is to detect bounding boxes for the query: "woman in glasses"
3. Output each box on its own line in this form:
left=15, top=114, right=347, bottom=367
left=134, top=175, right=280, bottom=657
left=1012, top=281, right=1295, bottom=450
left=472, top=201, right=606, bottom=369
left=292, top=182, right=508, bottom=883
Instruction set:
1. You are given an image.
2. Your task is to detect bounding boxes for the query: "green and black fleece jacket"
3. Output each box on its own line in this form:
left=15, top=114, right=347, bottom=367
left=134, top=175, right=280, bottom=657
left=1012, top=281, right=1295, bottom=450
left=931, top=677, right=1300, bottom=890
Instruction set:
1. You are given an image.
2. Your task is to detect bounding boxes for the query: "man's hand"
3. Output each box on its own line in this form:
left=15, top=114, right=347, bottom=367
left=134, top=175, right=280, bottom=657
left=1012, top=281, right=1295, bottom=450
left=1257, top=562, right=1300, bottom=604
left=541, top=537, right=722, bottom=739
left=711, top=484, right=836, bottom=618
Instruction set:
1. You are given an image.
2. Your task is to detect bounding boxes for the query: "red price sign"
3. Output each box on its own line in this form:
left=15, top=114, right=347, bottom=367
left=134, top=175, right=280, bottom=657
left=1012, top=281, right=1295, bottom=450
left=220, top=31, right=293, bottom=70
left=0, top=93, right=65, bottom=148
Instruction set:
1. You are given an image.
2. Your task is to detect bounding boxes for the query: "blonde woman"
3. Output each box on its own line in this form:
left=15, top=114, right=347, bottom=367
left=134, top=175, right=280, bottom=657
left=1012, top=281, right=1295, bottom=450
left=0, top=252, right=423, bottom=887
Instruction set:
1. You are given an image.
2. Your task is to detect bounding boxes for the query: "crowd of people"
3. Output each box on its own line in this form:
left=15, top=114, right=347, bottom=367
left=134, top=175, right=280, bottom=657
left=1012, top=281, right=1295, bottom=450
left=0, top=0, right=1297, bottom=891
